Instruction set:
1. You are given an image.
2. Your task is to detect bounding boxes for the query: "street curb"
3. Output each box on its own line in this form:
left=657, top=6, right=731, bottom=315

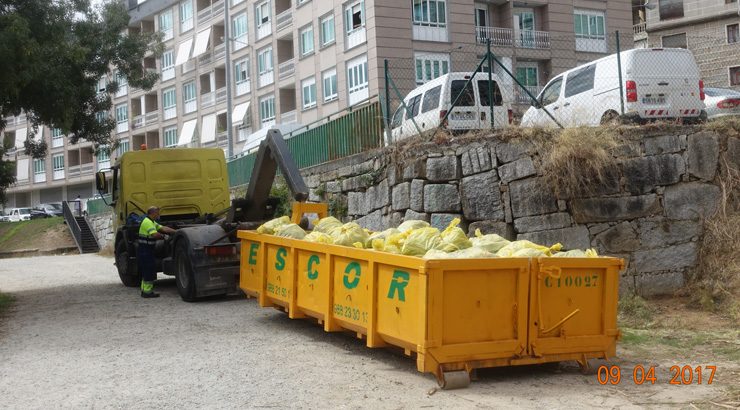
left=0, top=247, right=80, bottom=259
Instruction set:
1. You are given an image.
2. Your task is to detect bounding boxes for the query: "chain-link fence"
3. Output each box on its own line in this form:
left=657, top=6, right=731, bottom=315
left=381, top=30, right=739, bottom=142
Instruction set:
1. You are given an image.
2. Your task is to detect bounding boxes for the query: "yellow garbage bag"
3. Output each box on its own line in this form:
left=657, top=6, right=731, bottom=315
left=304, top=231, right=334, bottom=244
left=398, top=220, right=430, bottom=233
left=511, top=247, right=547, bottom=257
left=551, top=249, right=599, bottom=258
left=469, top=229, right=511, bottom=253
left=496, top=240, right=563, bottom=257
left=423, top=247, right=497, bottom=259
left=435, top=218, right=472, bottom=252
left=274, top=223, right=307, bottom=239
left=256, top=216, right=291, bottom=234
left=330, top=222, right=370, bottom=248
left=314, top=216, right=343, bottom=233
left=401, top=227, right=442, bottom=256
left=366, top=228, right=401, bottom=248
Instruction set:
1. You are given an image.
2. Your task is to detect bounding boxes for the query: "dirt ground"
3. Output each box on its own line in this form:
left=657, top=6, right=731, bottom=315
left=0, top=219, right=76, bottom=252
left=0, top=254, right=738, bottom=409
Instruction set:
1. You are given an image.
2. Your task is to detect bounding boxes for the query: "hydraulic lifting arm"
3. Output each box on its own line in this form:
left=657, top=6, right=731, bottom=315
left=226, top=129, right=309, bottom=224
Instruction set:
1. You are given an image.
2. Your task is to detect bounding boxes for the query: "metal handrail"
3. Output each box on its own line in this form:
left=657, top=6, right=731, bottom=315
left=62, top=200, right=84, bottom=253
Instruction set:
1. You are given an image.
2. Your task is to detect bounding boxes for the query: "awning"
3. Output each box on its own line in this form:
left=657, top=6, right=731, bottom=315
left=200, top=114, right=217, bottom=144
left=175, top=38, right=193, bottom=66
left=14, top=128, right=27, bottom=149
left=16, top=158, right=29, bottom=181
left=191, top=27, right=212, bottom=58
left=232, top=102, right=250, bottom=126
left=178, top=119, right=197, bottom=146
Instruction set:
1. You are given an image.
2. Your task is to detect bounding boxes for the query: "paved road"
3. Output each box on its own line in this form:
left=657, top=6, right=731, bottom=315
left=0, top=254, right=722, bottom=409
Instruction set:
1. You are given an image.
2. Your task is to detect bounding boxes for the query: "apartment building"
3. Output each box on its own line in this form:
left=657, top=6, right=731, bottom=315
left=634, top=0, right=740, bottom=89
left=2, top=0, right=632, bottom=208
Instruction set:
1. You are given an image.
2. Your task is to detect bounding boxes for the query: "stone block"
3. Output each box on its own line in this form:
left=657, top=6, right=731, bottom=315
left=341, top=174, right=374, bottom=192
left=347, top=192, right=363, bottom=215
left=426, top=156, right=459, bottom=181
left=495, top=141, right=530, bottom=163
left=593, top=221, right=640, bottom=253
left=424, top=184, right=461, bottom=213
left=402, top=160, right=426, bottom=181
left=355, top=210, right=384, bottom=232
left=404, top=209, right=429, bottom=222
left=687, top=132, right=719, bottom=181
left=631, top=242, right=698, bottom=273
left=644, top=135, right=682, bottom=155
left=728, top=136, right=740, bottom=172
left=308, top=189, right=321, bottom=203
left=392, top=182, right=410, bottom=211
left=514, top=213, right=573, bottom=234
left=468, top=220, right=515, bottom=240
left=613, top=141, right=641, bottom=158
left=572, top=194, right=662, bottom=223
left=622, top=154, right=685, bottom=194
left=460, top=171, right=504, bottom=221
left=387, top=166, right=400, bottom=186
left=498, top=157, right=536, bottom=184
left=517, top=226, right=591, bottom=250
left=635, top=271, right=686, bottom=297
left=326, top=181, right=341, bottom=193
left=372, top=180, right=390, bottom=211
left=430, top=213, right=464, bottom=230
left=460, top=145, right=493, bottom=176
left=664, top=182, right=720, bottom=220
left=639, top=218, right=702, bottom=249
left=509, top=177, right=558, bottom=218
left=588, top=223, right=612, bottom=236
left=410, top=179, right=425, bottom=212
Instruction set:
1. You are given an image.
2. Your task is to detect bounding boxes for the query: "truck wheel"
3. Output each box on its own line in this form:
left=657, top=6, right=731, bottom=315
left=115, top=241, right=140, bottom=287
left=175, top=241, right=197, bottom=302
left=600, top=110, right=620, bottom=126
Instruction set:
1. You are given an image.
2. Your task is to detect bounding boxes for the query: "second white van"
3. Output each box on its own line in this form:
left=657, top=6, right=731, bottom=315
left=521, top=48, right=707, bottom=127
left=390, top=72, right=513, bottom=141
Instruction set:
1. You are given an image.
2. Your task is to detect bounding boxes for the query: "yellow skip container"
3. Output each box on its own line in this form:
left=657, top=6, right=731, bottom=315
left=238, top=229, right=622, bottom=388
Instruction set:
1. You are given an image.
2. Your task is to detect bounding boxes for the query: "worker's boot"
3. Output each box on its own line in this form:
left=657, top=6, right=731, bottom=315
left=140, top=280, right=159, bottom=298
left=141, top=291, right=160, bottom=298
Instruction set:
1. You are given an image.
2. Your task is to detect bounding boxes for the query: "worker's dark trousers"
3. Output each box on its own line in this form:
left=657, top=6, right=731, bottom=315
left=138, top=244, right=156, bottom=292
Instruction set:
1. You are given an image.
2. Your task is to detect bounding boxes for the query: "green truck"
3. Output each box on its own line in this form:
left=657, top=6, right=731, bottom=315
left=95, top=130, right=308, bottom=301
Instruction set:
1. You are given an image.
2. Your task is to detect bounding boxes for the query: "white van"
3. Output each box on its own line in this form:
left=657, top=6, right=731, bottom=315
left=521, top=48, right=707, bottom=127
left=390, top=72, right=513, bottom=141
left=7, top=207, right=32, bottom=222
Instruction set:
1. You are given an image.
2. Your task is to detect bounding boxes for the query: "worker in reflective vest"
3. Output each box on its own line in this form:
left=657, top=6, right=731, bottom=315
left=138, top=206, right=177, bottom=298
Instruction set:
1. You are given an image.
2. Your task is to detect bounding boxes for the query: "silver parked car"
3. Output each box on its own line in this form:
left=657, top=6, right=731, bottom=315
left=704, top=87, right=740, bottom=119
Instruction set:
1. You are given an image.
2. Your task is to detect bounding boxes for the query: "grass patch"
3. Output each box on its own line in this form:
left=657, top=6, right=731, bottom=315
left=618, top=294, right=655, bottom=329
left=0, top=217, right=65, bottom=251
left=0, top=292, right=14, bottom=316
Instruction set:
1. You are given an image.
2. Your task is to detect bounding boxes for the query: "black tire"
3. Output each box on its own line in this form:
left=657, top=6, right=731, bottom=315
left=175, top=240, right=197, bottom=302
left=600, top=110, right=620, bottom=126
left=116, top=240, right=140, bottom=287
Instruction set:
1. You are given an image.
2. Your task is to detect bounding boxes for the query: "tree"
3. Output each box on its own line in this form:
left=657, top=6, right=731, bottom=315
left=0, top=0, right=162, bottom=204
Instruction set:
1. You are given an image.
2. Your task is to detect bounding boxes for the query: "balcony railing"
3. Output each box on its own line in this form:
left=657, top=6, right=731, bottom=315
left=145, top=111, right=159, bottom=124
left=278, top=59, right=295, bottom=80
left=197, top=0, right=223, bottom=23
left=475, top=26, right=551, bottom=49
left=133, top=112, right=159, bottom=128
left=276, top=9, right=292, bottom=32
left=215, top=87, right=227, bottom=104
left=633, top=22, right=647, bottom=40
left=201, top=91, right=215, bottom=107
left=514, top=85, right=543, bottom=105
left=281, top=110, right=296, bottom=124
left=133, top=114, right=145, bottom=128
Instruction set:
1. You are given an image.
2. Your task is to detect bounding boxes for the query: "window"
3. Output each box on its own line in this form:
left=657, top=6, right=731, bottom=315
left=540, top=77, right=563, bottom=106
left=233, top=0, right=245, bottom=5
left=159, top=9, right=173, bottom=40
left=180, top=0, right=193, bottom=32
left=574, top=11, right=605, bottom=39
left=96, top=111, right=107, bottom=123
left=478, top=80, right=503, bottom=106
left=406, top=95, right=422, bottom=119
left=302, top=77, right=317, bottom=109
left=258, top=47, right=273, bottom=74
left=164, top=126, right=178, bottom=147
left=33, top=159, right=45, bottom=175
left=516, top=67, right=538, bottom=88
left=731, top=66, right=740, bottom=86
left=51, top=128, right=64, bottom=147
left=450, top=81, right=475, bottom=106
left=116, top=139, right=130, bottom=156
left=115, top=71, right=127, bottom=88
left=421, top=85, right=441, bottom=113
left=347, top=56, right=368, bottom=95
left=163, top=88, right=176, bottom=109
left=564, top=65, right=595, bottom=98
left=728, top=24, right=739, bottom=44
left=233, top=13, right=248, bottom=49
left=256, top=1, right=270, bottom=26
left=235, top=58, right=250, bottom=84
left=412, top=0, right=447, bottom=27
left=659, top=0, right=684, bottom=21
left=115, top=104, right=128, bottom=123
left=320, top=14, right=335, bottom=46
left=97, top=147, right=110, bottom=163
left=661, top=33, right=687, bottom=48
left=97, top=77, right=107, bottom=94
left=414, top=52, right=450, bottom=84
left=300, top=25, right=314, bottom=56
left=161, top=49, right=175, bottom=81
left=322, top=69, right=338, bottom=102
left=183, top=81, right=196, bottom=104
left=391, top=106, right=403, bottom=128
left=345, top=0, right=364, bottom=33
left=52, top=154, right=64, bottom=171
left=259, top=95, right=276, bottom=125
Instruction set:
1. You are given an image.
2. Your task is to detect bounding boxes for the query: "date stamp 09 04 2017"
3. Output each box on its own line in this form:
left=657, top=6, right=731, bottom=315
left=597, top=365, right=717, bottom=386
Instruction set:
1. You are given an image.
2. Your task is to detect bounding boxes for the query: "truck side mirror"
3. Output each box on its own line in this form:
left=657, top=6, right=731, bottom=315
left=95, top=171, right=108, bottom=193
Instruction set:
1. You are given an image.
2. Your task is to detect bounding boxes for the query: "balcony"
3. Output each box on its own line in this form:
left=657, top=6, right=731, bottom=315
left=514, top=85, right=543, bottom=105
left=201, top=91, right=215, bottom=108
left=67, top=163, right=94, bottom=178
left=215, top=87, right=227, bottom=104
left=276, top=9, right=292, bottom=32
left=133, top=111, right=159, bottom=129
left=214, top=43, right=226, bottom=61
left=197, top=0, right=224, bottom=24
left=475, top=26, right=551, bottom=49
left=633, top=22, right=647, bottom=41
left=278, top=59, right=295, bottom=80
left=281, top=110, right=296, bottom=124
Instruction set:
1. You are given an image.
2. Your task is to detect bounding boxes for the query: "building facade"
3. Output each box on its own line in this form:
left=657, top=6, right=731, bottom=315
left=634, top=0, right=740, bottom=89
left=2, top=0, right=632, bottom=209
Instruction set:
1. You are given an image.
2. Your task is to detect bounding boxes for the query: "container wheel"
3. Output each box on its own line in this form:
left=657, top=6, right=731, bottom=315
left=115, top=241, right=140, bottom=287
left=438, top=370, right=471, bottom=390
left=175, top=241, right=197, bottom=302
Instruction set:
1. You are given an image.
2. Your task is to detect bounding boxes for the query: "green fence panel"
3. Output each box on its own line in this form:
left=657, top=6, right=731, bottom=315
left=227, top=152, right=256, bottom=188
left=86, top=194, right=113, bottom=216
